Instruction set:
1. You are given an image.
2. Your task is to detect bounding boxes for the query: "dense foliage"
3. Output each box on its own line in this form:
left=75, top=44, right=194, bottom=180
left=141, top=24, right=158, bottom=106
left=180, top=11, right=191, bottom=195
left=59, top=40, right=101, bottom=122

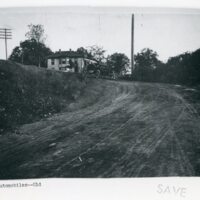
left=0, top=60, right=85, bottom=134
left=133, top=48, right=200, bottom=85
left=9, top=39, right=52, bottom=67
left=107, top=53, right=130, bottom=74
left=9, top=24, right=52, bottom=67
left=77, top=47, right=93, bottom=59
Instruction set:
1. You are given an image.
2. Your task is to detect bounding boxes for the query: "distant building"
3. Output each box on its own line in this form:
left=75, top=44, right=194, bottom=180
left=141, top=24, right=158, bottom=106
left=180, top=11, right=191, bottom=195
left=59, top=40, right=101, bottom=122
left=47, top=49, right=97, bottom=73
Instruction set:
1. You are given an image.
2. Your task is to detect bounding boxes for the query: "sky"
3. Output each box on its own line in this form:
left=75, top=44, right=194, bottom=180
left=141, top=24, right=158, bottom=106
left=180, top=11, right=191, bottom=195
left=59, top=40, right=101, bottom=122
left=0, top=7, right=200, bottom=62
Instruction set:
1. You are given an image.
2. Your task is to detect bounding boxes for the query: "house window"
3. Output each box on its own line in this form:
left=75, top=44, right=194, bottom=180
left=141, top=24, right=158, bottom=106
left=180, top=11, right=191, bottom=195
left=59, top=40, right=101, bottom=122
left=51, top=59, right=55, bottom=65
left=59, top=58, right=62, bottom=65
left=62, top=58, right=66, bottom=64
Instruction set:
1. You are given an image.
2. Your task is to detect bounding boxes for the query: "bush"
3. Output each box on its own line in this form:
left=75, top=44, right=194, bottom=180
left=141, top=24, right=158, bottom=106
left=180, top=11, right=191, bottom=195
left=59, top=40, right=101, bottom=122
left=0, top=60, right=85, bottom=133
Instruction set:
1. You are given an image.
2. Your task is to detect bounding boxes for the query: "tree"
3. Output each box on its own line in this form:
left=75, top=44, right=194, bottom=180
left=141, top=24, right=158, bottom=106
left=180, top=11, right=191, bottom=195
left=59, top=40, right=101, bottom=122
left=135, top=48, right=158, bottom=69
left=25, top=24, right=47, bottom=67
left=164, top=50, right=200, bottom=85
left=107, top=53, right=130, bottom=74
left=9, top=39, right=52, bottom=67
left=25, top=24, right=46, bottom=43
left=132, top=47, right=200, bottom=85
left=133, top=48, right=160, bottom=81
left=87, top=45, right=106, bottom=62
left=9, top=46, right=22, bottom=63
left=77, top=47, right=92, bottom=58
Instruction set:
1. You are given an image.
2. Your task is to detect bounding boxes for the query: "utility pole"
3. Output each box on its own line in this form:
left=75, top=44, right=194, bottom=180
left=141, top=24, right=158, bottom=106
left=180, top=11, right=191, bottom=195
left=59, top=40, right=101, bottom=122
left=0, top=28, right=12, bottom=60
left=131, top=14, right=134, bottom=76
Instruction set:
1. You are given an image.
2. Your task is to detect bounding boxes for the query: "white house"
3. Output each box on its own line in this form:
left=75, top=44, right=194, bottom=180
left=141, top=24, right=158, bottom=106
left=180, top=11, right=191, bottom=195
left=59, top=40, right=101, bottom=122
left=47, top=50, right=97, bottom=73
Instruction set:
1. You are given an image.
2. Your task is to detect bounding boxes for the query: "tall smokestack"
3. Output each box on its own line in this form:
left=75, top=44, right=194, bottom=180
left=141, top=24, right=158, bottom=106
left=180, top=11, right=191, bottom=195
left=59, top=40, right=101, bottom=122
left=131, top=14, right=134, bottom=76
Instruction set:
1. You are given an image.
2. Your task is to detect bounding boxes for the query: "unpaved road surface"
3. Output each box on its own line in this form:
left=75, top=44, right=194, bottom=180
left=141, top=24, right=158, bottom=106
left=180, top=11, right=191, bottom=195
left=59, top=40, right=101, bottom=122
left=0, top=79, right=200, bottom=179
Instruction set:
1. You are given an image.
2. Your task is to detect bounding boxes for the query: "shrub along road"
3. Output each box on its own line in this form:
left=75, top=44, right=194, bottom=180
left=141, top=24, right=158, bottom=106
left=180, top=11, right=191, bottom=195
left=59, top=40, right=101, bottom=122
left=0, top=79, right=200, bottom=178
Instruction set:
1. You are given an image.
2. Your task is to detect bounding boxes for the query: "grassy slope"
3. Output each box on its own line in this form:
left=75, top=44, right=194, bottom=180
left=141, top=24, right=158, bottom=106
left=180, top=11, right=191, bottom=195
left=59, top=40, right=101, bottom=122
left=0, top=60, right=86, bottom=133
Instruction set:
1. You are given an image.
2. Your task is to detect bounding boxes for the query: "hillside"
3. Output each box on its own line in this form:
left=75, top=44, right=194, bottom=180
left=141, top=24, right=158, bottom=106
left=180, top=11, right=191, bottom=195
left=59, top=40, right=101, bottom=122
left=0, top=60, right=86, bottom=134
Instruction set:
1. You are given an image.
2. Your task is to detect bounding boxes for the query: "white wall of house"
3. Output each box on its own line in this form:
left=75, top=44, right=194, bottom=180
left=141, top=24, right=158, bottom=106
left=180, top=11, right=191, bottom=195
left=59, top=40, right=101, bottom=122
left=48, top=58, right=59, bottom=70
left=77, top=58, right=84, bottom=72
left=47, top=57, right=85, bottom=72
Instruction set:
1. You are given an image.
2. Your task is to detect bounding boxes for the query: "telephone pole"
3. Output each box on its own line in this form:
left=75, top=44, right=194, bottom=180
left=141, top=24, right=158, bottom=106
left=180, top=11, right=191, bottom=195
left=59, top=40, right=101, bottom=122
left=131, top=14, right=134, bottom=76
left=0, top=28, right=12, bottom=60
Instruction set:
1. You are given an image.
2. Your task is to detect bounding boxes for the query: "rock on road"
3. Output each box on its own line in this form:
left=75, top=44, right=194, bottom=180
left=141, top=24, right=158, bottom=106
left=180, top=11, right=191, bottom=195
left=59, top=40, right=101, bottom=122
left=0, top=79, right=200, bottom=179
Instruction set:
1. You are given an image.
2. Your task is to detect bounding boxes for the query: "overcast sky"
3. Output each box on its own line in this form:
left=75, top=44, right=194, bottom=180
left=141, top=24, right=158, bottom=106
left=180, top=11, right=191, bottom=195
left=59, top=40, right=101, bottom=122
left=0, top=7, right=200, bottom=61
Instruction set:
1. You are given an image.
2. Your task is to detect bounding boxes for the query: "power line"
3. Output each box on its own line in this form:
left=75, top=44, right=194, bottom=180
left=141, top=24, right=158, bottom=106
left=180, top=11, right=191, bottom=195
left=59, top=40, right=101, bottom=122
left=131, top=14, right=134, bottom=76
left=0, top=28, right=12, bottom=60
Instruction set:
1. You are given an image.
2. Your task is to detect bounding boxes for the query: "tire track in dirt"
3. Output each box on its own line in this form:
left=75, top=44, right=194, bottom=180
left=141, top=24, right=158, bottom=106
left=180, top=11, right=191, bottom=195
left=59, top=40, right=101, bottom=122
left=18, top=84, right=136, bottom=177
left=0, top=80, right=199, bottom=178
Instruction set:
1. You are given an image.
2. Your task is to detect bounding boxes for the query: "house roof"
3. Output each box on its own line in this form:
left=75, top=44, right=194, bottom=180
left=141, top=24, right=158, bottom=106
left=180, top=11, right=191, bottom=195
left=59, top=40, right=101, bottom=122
left=47, top=51, right=84, bottom=59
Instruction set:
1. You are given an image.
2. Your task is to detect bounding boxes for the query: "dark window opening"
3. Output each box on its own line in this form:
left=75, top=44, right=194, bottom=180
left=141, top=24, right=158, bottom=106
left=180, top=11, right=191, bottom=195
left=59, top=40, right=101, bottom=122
left=51, top=59, right=55, bottom=65
left=62, top=59, right=66, bottom=64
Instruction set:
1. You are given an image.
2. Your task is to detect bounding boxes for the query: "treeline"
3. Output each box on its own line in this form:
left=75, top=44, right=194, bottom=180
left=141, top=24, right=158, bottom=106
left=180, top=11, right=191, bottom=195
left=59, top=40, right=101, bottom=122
left=133, top=48, right=200, bottom=86
left=9, top=24, right=130, bottom=74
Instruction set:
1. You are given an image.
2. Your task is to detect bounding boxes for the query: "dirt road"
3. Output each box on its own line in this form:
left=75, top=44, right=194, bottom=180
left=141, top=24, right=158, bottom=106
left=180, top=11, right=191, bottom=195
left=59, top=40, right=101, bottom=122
left=0, top=79, right=200, bottom=179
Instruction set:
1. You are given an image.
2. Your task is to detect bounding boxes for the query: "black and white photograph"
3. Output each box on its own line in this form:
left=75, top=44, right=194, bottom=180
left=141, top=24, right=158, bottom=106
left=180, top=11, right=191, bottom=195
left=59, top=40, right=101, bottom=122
left=0, top=6, right=200, bottom=180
